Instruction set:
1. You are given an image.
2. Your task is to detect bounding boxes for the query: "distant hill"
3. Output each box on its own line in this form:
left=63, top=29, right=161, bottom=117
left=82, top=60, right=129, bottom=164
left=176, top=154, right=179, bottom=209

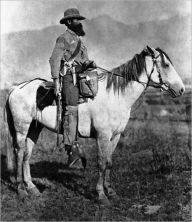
left=1, top=14, right=191, bottom=88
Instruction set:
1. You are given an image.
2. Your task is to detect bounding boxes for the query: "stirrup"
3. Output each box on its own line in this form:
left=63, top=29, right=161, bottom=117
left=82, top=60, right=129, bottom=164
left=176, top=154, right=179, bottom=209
left=67, top=154, right=80, bottom=168
left=67, top=141, right=87, bottom=168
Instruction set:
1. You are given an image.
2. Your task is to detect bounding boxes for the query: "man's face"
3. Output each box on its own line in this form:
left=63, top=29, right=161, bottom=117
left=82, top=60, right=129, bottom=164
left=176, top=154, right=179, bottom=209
left=71, top=19, right=81, bottom=26
left=66, top=19, right=85, bottom=36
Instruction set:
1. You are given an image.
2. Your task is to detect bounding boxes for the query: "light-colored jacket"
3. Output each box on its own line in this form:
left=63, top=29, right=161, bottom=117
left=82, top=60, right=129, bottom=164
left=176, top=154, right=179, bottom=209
left=49, top=28, right=89, bottom=78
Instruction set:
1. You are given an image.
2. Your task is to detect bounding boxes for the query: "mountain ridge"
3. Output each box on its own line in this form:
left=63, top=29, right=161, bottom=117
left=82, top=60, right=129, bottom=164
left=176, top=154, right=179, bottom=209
left=1, top=14, right=191, bottom=88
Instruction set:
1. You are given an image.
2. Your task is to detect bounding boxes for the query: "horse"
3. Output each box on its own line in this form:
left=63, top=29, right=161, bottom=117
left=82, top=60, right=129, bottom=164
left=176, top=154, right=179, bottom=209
left=4, top=46, right=185, bottom=205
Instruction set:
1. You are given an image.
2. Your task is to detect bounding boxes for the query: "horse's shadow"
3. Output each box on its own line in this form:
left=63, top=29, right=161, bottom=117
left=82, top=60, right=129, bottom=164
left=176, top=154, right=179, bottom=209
left=30, top=160, right=97, bottom=200
left=1, top=153, right=97, bottom=200
left=1, top=154, right=9, bottom=179
left=1, top=154, right=17, bottom=191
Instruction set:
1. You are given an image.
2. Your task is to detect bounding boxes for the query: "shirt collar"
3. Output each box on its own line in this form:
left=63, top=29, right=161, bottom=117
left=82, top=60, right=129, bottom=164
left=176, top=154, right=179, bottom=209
left=66, top=28, right=82, bottom=40
left=67, top=28, right=77, bottom=36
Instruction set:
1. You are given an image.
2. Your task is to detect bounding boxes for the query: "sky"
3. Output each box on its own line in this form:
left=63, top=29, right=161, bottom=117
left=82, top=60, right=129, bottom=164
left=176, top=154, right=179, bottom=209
left=0, top=0, right=191, bottom=88
left=1, top=0, right=191, bottom=34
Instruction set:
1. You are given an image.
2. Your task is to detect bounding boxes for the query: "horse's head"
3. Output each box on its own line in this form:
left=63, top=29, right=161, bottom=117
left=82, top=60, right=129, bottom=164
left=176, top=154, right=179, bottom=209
left=145, top=46, right=185, bottom=98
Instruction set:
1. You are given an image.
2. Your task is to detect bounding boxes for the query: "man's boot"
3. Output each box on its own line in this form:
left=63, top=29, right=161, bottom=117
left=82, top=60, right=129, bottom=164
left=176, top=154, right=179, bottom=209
left=63, top=106, right=86, bottom=168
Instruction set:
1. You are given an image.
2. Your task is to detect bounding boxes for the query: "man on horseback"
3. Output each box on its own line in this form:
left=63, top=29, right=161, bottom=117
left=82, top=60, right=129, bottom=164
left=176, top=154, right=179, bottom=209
left=49, top=8, right=96, bottom=168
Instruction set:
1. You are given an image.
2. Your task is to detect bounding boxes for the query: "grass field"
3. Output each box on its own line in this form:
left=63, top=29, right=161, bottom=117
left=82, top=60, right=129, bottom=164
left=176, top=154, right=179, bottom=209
left=0, top=89, right=191, bottom=221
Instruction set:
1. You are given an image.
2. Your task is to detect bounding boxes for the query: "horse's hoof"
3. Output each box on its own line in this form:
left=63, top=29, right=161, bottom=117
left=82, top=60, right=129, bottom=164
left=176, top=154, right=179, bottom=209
left=27, top=187, right=41, bottom=197
left=98, top=197, right=111, bottom=207
left=108, top=193, right=120, bottom=202
left=105, top=187, right=119, bottom=201
left=108, top=190, right=119, bottom=198
left=17, top=188, right=28, bottom=200
left=9, top=176, right=16, bottom=184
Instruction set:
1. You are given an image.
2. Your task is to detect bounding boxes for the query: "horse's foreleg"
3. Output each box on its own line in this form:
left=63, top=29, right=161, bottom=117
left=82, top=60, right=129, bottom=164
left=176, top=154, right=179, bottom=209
left=104, top=134, right=120, bottom=198
left=96, top=137, right=111, bottom=206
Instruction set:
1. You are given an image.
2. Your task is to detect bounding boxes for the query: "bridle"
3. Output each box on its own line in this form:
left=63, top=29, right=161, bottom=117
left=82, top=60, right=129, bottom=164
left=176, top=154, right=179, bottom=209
left=145, top=53, right=164, bottom=88
left=144, top=52, right=178, bottom=98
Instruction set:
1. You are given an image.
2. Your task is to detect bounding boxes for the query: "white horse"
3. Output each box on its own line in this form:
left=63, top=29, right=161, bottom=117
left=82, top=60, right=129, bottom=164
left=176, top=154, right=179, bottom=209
left=5, top=46, right=185, bottom=205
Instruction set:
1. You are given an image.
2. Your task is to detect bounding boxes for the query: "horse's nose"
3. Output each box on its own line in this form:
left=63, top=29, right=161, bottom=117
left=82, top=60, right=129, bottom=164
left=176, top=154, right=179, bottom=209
left=179, top=87, right=185, bottom=95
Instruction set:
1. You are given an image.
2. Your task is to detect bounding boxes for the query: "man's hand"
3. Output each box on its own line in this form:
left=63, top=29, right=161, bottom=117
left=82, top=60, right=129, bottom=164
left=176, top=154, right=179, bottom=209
left=83, top=60, right=97, bottom=70
left=54, top=78, right=60, bottom=96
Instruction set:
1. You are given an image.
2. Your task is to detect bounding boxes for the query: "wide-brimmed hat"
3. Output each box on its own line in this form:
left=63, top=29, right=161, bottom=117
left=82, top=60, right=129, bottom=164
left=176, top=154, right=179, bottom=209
left=60, top=8, right=86, bottom=24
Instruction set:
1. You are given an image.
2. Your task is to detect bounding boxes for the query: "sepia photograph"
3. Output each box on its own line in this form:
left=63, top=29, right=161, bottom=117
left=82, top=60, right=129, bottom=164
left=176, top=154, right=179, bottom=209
left=1, top=0, right=191, bottom=221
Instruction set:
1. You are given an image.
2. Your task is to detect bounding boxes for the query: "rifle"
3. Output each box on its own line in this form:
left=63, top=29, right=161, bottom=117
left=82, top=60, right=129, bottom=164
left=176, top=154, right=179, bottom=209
left=54, top=75, right=62, bottom=151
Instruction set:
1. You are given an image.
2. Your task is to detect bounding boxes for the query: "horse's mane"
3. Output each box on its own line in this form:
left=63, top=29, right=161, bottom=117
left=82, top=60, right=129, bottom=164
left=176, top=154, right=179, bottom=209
left=106, top=47, right=172, bottom=93
left=106, top=49, right=148, bottom=93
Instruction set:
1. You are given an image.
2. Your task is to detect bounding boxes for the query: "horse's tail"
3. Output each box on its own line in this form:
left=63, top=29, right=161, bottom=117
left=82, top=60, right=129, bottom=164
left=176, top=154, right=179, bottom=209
left=4, top=87, right=17, bottom=173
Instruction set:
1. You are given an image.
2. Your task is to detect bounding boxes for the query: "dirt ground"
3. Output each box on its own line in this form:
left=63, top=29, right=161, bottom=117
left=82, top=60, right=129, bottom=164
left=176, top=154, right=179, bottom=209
left=1, top=118, right=191, bottom=221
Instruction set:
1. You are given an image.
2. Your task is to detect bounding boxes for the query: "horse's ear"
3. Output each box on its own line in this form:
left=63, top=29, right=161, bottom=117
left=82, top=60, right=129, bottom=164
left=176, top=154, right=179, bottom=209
left=146, top=46, right=159, bottom=57
left=146, top=46, right=154, bottom=55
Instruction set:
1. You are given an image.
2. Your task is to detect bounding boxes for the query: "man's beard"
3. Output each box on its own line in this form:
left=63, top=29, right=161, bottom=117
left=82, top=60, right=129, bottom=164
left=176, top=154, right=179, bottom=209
left=68, top=23, right=85, bottom=36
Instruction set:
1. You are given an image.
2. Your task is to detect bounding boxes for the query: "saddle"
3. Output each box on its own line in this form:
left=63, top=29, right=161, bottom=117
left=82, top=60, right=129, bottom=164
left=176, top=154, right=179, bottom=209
left=36, top=81, right=56, bottom=110
left=36, top=71, right=98, bottom=110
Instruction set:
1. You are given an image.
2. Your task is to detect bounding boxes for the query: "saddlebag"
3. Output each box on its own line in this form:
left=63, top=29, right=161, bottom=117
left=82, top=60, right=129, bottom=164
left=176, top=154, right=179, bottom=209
left=78, top=71, right=98, bottom=98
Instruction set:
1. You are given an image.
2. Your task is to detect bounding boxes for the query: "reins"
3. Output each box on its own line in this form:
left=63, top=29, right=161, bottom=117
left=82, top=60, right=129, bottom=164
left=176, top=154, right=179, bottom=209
left=96, top=66, right=124, bottom=77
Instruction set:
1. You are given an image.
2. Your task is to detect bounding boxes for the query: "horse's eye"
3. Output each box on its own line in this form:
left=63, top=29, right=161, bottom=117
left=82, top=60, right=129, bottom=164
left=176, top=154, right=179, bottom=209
left=164, top=63, right=169, bottom=68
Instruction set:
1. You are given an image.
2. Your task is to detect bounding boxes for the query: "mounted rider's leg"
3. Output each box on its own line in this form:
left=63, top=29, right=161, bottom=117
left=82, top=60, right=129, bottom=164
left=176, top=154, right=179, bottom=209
left=62, top=74, right=86, bottom=168
left=63, top=105, right=80, bottom=166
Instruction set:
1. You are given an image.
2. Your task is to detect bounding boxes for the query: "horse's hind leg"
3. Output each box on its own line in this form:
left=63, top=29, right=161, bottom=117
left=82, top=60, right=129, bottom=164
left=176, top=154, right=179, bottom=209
left=16, top=131, right=29, bottom=198
left=104, top=134, right=120, bottom=199
left=23, top=121, right=43, bottom=196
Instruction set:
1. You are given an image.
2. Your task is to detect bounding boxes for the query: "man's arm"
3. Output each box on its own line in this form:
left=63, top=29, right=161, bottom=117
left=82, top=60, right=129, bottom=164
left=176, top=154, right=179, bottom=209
left=49, top=36, right=66, bottom=79
left=49, top=36, right=66, bottom=95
